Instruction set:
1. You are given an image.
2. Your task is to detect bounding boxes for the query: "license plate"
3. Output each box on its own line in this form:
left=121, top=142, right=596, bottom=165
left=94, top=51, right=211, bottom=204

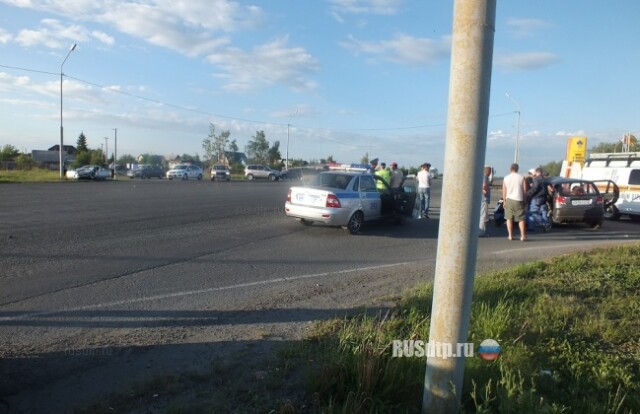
left=572, top=199, right=592, bottom=206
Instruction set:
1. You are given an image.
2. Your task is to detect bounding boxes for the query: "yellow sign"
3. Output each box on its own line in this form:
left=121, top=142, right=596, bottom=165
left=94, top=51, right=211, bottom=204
left=566, top=136, right=587, bottom=165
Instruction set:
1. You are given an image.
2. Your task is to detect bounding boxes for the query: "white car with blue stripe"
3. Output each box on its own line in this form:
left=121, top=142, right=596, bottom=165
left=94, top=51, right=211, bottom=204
left=285, top=171, right=416, bottom=234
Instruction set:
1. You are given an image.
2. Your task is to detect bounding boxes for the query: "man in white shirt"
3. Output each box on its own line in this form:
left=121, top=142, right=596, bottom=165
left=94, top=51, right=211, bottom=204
left=502, top=163, right=529, bottom=240
left=389, top=162, right=404, bottom=189
left=416, top=163, right=432, bottom=219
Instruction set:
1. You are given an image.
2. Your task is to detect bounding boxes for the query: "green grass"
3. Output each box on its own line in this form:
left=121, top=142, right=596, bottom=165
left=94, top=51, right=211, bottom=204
left=0, top=168, right=65, bottom=182
left=303, top=245, right=640, bottom=413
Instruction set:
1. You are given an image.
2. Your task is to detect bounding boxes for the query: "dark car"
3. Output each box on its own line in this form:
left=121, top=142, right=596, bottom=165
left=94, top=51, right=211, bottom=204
left=548, top=177, right=617, bottom=228
left=127, top=165, right=165, bottom=179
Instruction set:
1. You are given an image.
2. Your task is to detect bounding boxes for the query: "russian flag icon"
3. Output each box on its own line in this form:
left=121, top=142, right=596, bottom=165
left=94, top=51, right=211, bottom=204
left=478, top=339, right=501, bottom=361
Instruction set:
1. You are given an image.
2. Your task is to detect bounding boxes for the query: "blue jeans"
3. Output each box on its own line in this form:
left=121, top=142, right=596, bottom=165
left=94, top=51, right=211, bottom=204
left=529, top=198, right=549, bottom=228
left=418, top=187, right=431, bottom=217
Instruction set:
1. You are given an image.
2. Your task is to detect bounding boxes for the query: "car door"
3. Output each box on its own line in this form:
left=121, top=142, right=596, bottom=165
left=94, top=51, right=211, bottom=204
left=358, top=175, right=381, bottom=220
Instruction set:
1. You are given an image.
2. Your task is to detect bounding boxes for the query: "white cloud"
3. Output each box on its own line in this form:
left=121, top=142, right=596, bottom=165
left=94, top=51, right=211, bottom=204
left=506, top=18, right=551, bottom=38
left=495, top=52, right=561, bottom=71
left=0, top=27, right=12, bottom=43
left=206, top=36, right=320, bottom=93
left=341, top=33, right=450, bottom=67
left=328, top=0, right=404, bottom=16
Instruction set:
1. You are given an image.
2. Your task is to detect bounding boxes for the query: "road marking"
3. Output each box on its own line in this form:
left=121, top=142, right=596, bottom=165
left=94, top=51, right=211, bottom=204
left=0, top=260, right=430, bottom=321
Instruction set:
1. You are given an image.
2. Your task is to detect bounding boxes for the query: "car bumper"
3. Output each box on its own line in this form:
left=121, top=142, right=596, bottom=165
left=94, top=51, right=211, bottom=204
left=552, top=207, right=603, bottom=223
left=285, top=202, right=352, bottom=226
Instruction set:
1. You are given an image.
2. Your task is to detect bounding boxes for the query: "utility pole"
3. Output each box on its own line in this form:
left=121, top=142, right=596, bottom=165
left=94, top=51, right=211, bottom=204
left=113, top=128, right=118, bottom=180
left=422, top=1, right=496, bottom=413
left=59, top=43, right=77, bottom=178
left=104, top=137, right=109, bottom=165
left=505, top=93, right=521, bottom=164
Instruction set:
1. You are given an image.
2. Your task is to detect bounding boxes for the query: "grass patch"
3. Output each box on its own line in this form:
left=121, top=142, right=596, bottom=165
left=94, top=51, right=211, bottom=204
left=0, top=169, right=64, bottom=182
left=303, top=245, right=640, bottom=413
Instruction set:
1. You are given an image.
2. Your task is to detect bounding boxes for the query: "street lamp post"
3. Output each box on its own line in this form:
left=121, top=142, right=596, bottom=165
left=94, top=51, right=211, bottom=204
left=285, top=108, right=298, bottom=170
left=505, top=93, right=521, bottom=165
left=113, top=128, right=118, bottom=179
left=59, top=43, right=77, bottom=178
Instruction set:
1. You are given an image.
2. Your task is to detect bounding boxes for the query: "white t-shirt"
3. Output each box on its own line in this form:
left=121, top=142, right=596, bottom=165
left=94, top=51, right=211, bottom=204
left=417, top=170, right=432, bottom=188
left=503, top=172, right=524, bottom=201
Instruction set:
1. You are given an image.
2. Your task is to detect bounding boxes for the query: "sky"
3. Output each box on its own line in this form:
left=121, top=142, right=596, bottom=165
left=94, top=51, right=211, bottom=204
left=1, top=0, right=639, bottom=175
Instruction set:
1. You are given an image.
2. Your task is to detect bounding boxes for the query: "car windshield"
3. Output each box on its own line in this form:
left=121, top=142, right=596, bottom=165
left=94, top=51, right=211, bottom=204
left=309, top=173, right=352, bottom=190
left=174, top=165, right=187, bottom=170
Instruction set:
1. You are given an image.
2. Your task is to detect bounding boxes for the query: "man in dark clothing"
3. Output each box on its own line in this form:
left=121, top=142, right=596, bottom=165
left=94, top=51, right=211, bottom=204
left=527, top=167, right=551, bottom=231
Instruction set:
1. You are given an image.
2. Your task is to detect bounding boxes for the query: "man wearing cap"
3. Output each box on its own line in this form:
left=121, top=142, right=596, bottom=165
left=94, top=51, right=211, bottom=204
left=389, top=162, right=404, bottom=189
left=375, top=162, right=392, bottom=190
left=367, top=158, right=379, bottom=174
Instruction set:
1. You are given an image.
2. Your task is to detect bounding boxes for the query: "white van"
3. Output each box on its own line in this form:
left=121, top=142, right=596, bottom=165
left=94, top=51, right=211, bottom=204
left=580, top=152, right=640, bottom=221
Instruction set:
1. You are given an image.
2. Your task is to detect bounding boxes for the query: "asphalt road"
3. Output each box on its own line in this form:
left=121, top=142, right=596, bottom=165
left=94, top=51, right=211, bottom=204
left=1, top=177, right=639, bottom=412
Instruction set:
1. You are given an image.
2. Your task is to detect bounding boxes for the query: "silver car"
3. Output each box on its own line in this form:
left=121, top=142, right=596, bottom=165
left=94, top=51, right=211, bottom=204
left=244, top=164, right=281, bottom=181
left=285, top=171, right=416, bottom=234
left=166, top=164, right=203, bottom=180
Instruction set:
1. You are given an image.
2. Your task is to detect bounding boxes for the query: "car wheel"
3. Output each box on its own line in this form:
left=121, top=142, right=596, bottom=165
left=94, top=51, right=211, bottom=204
left=247, top=174, right=254, bottom=180
left=346, top=211, right=364, bottom=234
left=300, top=219, right=313, bottom=226
left=197, top=174, right=203, bottom=181
left=603, top=205, right=621, bottom=220
left=182, top=174, right=188, bottom=180
left=268, top=174, right=276, bottom=181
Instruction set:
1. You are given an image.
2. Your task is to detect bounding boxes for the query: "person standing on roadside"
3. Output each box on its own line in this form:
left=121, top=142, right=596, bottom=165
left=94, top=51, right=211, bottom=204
left=502, top=163, right=528, bottom=241
left=367, top=158, right=378, bottom=174
left=417, top=163, right=432, bottom=219
left=375, top=162, right=392, bottom=190
left=389, top=162, right=404, bottom=190
left=479, top=166, right=492, bottom=237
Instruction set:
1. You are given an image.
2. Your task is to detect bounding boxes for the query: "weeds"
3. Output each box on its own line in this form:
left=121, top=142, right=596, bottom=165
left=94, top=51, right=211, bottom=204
left=304, top=245, right=640, bottom=413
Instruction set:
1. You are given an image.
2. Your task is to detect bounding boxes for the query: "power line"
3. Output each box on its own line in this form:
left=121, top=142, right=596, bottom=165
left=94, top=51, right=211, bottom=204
left=1, top=62, right=516, bottom=133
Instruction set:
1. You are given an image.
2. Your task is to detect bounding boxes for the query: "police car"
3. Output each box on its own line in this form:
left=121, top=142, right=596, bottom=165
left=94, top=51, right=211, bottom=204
left=285, top=171, right=416, bottom=234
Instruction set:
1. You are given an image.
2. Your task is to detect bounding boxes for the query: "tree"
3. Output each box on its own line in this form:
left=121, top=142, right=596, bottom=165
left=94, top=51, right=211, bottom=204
left=540, top=160, right=562, bottom=176
left=246, top=131, right=270, bottom=164
left=590, top=135, right=639, bottom=154
left=15, top=154, right=37, bottom=170
left=267, top=140, right=281, bottom=167
left=138, top=154, right=166, bottom=167
left=117, top=154, right=136, bottom=166
left=0, top=144, right=19, bottom=169
left=360, top=153, right=369, bottom=164
left=327, top=155, right=335, bottom=163
left=228, top=139, right=239, bottom=153
left=76, top=132, right=88, bottom=152
left=202, top=123, right=230, bottom=166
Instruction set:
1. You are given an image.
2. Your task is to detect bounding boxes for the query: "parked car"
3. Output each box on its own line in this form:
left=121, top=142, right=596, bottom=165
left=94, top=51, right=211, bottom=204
left=285, top=171, right=416, bottom=234
left=66, top=165, right=111, bottom=181
left=166, top=164, right=203, bottom=180
left=210, top=164, right=231, bottom=181
left=548, top=177, right=617, bottom=228
left=127, top=165, right=165, bottom=179
left=244, top=164, right=281, bottom=181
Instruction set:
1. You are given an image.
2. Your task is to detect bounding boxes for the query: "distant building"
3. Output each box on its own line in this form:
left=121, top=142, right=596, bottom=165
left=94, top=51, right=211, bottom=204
left=32, top=145, right=77, bottom=170
left=224, top=151, right=248, bottom=165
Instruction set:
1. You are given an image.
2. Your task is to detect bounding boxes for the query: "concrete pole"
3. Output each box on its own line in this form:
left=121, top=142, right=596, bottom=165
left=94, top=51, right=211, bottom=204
left=422, top=1, right=496, bottom=413
left=113, top=128, right=118, bottom=180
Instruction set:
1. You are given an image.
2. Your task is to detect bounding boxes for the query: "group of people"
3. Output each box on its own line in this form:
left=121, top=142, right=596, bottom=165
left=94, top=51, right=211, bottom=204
left=491, top=163, right=551, bottom=241
left=367, top=158, right=434, bottom=219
